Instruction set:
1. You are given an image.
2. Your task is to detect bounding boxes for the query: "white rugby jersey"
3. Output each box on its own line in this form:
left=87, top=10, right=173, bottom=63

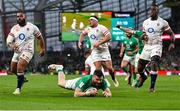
left=8, top=22, right=41, bottom=53
left=143, top=16, right=170, bottom=45
left=82, top=24, right=110, bottom=50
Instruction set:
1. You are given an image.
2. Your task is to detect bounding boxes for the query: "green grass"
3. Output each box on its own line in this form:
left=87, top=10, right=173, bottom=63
left=0, top=74, right=180, bottom=110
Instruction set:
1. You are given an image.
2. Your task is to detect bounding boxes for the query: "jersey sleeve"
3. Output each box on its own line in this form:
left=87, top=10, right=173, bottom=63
left=163, top=20, right=170, bottom=31
left=8, top=25, right=16, bottom=37
left=101, top=80, right=108, bottom=91
left=75, top=76, right=89, bottom=91
left=33, top=25, right=42, bottom=38
left=100, top=25, right=110, bottom=36
left=82, top=27, right=89, bottom=35
left=134, top=30, right=143, bottom=39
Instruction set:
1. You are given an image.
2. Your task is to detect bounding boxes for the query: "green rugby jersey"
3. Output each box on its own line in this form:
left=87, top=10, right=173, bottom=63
left=75, top=75, right=108, bottom=92
left=123, top=36, right=138, bottom=56
left=132, top=30, right=144, bottom=54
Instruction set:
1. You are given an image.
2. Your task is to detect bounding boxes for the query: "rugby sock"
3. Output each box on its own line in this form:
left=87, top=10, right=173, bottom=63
left=109, top=71, right=115, bottom=81
left=133, top=73, right=137, bottom=80
left=122, top=67, right=128, bottom=73
left=17, top=73, right=24, bottom=89
left=150, top=73, right=157, bottom=89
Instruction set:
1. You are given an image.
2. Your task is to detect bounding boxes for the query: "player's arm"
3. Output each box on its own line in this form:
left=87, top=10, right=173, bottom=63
left=78, top=29, right=87, bottom=49
left=102, top=88, right=112, bottom=97
left=85, top=64, right=90, bottom=74
left=164, top=27, right=175, bottom=51
left=36, top=34, right=45, bottom=57
left=93, top=27, right=111, bottom=48
left=119, top=43, right=125, bottom=58
left=128, top=45, right=138, bottom=56
left=74, top=88, right=97, bottom=97
left=116, top=25, right=134, bottom=35
left=6, top=28, right=19, bottom=52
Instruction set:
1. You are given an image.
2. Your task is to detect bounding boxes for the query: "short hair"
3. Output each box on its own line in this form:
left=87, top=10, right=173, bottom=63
left=151, top=2, right=158, bottom=7
left=93, top=70, right=104, bottom=79
left=17, top=9, right=25, bottom=14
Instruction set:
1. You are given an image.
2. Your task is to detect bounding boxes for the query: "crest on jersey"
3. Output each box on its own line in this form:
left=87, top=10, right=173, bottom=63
left=27, top=28, right=29, bottom=31
left=157, top=23, right=160, bottom=26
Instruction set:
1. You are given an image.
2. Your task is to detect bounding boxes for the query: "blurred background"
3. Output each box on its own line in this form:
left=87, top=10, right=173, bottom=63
left=0, top=0, right=179, bottom=75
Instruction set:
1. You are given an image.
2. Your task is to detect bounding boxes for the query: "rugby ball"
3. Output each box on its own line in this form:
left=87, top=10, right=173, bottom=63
left=85, top=87, right=97, bottom=96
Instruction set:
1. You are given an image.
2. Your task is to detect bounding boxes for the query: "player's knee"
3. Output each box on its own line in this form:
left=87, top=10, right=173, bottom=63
left=150, top=56, right=160, bottom=71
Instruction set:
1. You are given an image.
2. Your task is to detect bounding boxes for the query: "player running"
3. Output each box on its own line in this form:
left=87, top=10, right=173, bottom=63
left=6, top=9, right=45, bottom=95
left=48, top=64, right=112, bottom=97
left=136, top=3, right=175, bottom=92
left=119, top=31, right=139, bottom=86
left=78, top=15, right=119, bottom=87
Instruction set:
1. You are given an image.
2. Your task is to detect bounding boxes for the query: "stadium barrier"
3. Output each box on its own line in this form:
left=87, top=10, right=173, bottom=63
left=82, top=70, right=180, bottom=76
left=0, top=70, right=8, bottom=76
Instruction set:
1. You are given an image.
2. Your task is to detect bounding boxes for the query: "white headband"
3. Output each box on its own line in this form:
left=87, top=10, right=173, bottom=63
left=89, top=17, right=98, bottom=22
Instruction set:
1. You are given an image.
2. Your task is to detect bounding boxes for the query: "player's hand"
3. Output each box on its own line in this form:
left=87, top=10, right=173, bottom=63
left=78, top=41, right=82, bottom=49
left=39, top=48, right=45, bottom=57
left=93, top=42, right=100, bottom=49
left=127, top=51, right=133, bottom=56
left=102, top=91, right=111, bottom=97
left=141, top=32, right=148, bottom=42
left=116, top=25, right=121, bottom=29
left=119, top=52, right=123, bottom=58
left=89, top=89, right=98, bottom=95
left=168, top=43, right=175, bottom=51
left=11, top=43, right=20, bottom=53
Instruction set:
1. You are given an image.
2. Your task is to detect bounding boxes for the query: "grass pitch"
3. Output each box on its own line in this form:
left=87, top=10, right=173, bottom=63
left=0, top=74, right=180, bottom=110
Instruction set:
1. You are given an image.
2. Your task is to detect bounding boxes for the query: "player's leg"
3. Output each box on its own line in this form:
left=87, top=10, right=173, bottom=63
left=121, top=56, right=131, bottom=82
left=48, top=64, right=65, bottom=87
left=13, top=52, right=33, bottom=95
left=149, top=55, right=160, bottom=92
left=104, top=60, right=119, bottom=87
left=136, top=59, right=149, bottom=87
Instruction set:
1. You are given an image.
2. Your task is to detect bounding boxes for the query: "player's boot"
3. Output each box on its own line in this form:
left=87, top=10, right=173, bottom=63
left=131, top=79, right=137, bottom=87
left=13, top=88, right=21, bottom=95
left=23, top=77, right=28, bottom=83
left=149, top=88, right=155, bottom=93
left=48, top=64, right=64, bottom=72
left=137, top=75, right=147, bottom=88
left=113, top=78, right=119, bottom=87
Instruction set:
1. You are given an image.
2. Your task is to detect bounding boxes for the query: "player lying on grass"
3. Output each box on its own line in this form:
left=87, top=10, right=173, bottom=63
left=48, top=64, right=112, bottom=97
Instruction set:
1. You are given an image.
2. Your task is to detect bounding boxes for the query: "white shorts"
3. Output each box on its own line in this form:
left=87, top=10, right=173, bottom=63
left=140, top=44, right=162, bottom=61
left=122, top=54, right=135, bottom=65
left=12, top=51, right=34, bottom=63
left=65, top=77, right=80, bottom=90
left=91, top=49, right=111, bottom=62
left=135, top=53, right=140, bottom=68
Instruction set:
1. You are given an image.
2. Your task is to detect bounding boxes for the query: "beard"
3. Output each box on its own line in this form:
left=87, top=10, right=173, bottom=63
left=17, top=19, right=26, bottom=26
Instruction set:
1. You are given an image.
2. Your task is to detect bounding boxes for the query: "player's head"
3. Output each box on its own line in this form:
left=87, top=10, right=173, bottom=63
left=92, top=70, right=104, bottom=87
left=16, top=9, right=26, bottom=26
left=125, top=27, right=133, bottom=38
left=150, top=3, right=159, bottom=19
left=88, top=16, right=98, bottom=27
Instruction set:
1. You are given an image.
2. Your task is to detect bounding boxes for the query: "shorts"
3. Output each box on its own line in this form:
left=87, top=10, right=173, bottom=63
left=65, top=77, right=80, bottom=90
left=91, top=49, right=111, bottom=62
left=140, top=44, right=162, bottom=61
left=122, top=54, right=135, bottom=65
left=12, top=51, right=34, bottom=63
